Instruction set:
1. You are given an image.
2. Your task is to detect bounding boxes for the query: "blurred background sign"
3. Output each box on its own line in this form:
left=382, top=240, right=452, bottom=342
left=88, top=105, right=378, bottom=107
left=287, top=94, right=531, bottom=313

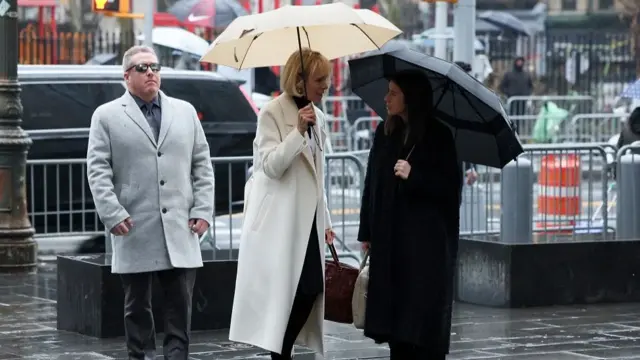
left=92, top=0, right=130, bottom=14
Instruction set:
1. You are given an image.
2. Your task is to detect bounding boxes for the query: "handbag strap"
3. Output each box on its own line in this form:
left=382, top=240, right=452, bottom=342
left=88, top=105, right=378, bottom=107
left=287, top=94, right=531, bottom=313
left=360, top=249, right=369, bottom=271
left=328, top=243, right=341, bottom=268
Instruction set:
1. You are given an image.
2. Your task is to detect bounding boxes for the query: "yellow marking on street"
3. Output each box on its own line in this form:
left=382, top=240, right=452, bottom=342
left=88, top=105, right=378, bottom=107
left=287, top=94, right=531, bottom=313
left=487, top=200, right=615, bottom=211
left=331, top=208, right=361, bottom=215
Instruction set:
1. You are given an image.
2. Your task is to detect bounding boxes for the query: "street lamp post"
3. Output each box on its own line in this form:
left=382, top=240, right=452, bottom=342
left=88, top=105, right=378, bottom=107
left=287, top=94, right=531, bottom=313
left=0, top=0, right=38, bottom=273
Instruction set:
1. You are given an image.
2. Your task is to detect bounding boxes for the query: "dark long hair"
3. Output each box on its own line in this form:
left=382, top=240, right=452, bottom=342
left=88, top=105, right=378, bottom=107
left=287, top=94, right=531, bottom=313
left=384, top=70, right=434, bottom=144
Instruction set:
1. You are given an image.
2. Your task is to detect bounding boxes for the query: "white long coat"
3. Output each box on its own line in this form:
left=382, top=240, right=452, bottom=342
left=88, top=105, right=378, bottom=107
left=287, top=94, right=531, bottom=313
left=229, top=93, right=332, bottom=356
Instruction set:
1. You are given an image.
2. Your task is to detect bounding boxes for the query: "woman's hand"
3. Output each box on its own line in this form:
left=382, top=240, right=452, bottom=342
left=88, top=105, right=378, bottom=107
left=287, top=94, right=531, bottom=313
left=361, top=241, right=370, bottom=252
left=325, top=228, right=335, bottom=245
left=394, top=160, right=411, bottom=179
left=297, top=104, right=316, bottom=135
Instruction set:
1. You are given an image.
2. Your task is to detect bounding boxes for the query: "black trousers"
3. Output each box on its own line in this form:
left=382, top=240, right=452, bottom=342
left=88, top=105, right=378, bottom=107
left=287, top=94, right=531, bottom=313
left=270, top=290, right=317, bottom=360
left=271, top=213, right=321, bottom=359
left=120, top=268, right=197, bottom=360
left=389, top=341, right=446, bottom=360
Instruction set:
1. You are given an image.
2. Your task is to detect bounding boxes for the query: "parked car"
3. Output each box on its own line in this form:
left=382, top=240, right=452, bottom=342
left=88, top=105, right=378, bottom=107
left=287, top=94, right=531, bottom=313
left=18, top=65, right=257, bottom=248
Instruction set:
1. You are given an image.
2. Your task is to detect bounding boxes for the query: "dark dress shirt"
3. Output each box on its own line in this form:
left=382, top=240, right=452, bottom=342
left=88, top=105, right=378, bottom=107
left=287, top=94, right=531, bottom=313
left=131, top=92, right=162, bottom=141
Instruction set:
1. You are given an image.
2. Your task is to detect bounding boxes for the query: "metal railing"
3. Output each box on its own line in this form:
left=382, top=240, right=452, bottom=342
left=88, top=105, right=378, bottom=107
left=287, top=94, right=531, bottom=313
left=560, top=113, right=626, bottom=144
left=505, top=95, right=595, bottom=116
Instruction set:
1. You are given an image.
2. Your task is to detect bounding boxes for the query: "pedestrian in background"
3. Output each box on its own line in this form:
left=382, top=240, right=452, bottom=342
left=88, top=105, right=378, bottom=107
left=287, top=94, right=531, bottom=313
left=229, top=48, right=335, bottom=360
left=357, top=70, right=461, bottom=359
left=499, top=56, right=533, bottom=116
left=616, top=107, right=640, bottom=150
left=86, top=45, right=215, bottom=360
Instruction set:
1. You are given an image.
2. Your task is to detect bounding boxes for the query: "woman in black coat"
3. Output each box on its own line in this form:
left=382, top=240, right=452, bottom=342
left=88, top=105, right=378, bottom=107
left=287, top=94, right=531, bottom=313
left=357, top=70, right=462, bottom=359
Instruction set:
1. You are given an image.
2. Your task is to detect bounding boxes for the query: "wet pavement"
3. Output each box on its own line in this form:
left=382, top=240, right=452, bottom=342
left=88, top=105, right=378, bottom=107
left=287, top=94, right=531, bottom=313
left=3, top=261, right=640, bottom=359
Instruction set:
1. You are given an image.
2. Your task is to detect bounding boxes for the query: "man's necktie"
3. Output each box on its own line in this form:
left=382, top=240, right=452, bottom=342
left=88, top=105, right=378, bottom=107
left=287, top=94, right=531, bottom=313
left=143, top=104, right=160, bottom=141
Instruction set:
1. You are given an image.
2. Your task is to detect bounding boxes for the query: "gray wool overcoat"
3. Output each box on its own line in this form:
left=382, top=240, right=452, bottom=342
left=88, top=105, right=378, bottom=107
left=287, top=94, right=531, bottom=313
left=86, top=91, right=215, bottom=274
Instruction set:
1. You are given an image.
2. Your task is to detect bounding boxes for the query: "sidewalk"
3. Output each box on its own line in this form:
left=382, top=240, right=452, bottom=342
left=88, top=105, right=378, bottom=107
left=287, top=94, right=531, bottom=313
left=2, top=260, right=640, bottom=359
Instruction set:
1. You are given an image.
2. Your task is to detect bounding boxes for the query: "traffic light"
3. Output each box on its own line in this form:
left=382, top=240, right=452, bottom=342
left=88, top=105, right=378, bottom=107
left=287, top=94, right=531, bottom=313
left=92, top=0, right=131, bottom=14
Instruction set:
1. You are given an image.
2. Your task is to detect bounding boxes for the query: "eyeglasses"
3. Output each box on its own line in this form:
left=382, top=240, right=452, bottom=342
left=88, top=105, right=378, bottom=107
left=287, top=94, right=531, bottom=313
left=127, top=63, right=161, bottom=73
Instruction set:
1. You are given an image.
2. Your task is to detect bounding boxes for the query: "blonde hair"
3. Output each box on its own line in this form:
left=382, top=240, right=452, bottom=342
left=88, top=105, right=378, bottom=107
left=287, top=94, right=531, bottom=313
left=280, top=48, right=332, bottom=97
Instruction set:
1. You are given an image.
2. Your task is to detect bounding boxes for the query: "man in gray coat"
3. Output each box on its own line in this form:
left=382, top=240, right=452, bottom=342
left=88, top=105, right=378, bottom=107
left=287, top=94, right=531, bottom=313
left=86, top=45, right=215, bottom=360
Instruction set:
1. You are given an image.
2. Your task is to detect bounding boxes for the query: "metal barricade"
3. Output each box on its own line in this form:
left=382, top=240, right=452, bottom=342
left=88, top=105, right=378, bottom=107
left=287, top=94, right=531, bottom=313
left=458, top=144, right=613, bottom=240
left=199, top=156, right=253, bottom=260
left=322, top=95, right=374, bottom=151
left=508, top=114, right=538, bottom=142
left=513, top=143, right=611, bottom=241
left=325, top=116, right=351, bottom=152
left=200, top=153, right=366, bottom=261
left=348, top=116, right=381, bottom=151
left=27, top=158, right=103, bottom=237
left=505, top=95, right=595, bottom=116
left=321, top=95, right=371, bottom=121
left=561, top=113, right=627, bottom=143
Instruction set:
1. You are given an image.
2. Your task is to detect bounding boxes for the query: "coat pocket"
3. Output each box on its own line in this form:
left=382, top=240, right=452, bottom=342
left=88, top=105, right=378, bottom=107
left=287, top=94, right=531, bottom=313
left=250, top=193, right=273, bottom=232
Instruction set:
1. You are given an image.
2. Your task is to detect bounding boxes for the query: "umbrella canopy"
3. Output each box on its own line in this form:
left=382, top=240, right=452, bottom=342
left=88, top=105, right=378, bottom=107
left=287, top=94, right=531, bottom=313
left=478, top=11, right=531, bottom=37
left=200, top=2, right=402, bottom=69
left=168, top=0, right=248, bottom=29
left=619, top=79, right=640, bottom=100
left=137, top=27, right=210, bottom=57
left=348, top=43, right=523, bottom=168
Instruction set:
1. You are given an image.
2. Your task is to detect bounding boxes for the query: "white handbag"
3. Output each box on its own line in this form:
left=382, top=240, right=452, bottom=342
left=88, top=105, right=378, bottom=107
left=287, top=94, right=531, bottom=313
left=351, top=250, right=370, bottom=330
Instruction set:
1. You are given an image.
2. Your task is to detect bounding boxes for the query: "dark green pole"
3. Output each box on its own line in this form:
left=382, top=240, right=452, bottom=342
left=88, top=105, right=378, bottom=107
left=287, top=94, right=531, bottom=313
left=0, top=0, right=37, bottom=273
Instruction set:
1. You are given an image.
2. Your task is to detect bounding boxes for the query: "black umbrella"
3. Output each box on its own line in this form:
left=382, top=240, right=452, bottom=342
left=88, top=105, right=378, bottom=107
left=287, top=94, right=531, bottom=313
left=348, top=43, right=523, bottom=168
left=169, top=0, right=248, bottom=29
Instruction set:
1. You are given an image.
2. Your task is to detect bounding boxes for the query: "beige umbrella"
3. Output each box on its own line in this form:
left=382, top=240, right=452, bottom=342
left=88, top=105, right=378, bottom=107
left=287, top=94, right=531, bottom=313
left=199, top=2, right=402, bottom=69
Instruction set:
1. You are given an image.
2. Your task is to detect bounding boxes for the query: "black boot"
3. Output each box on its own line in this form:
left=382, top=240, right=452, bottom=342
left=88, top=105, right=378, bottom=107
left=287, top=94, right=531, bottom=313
left=270, top=352, right=292, bottom=360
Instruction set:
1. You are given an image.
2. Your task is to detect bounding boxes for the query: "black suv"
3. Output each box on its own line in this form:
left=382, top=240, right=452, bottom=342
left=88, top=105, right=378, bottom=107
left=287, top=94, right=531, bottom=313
left=19, top=65, right=256, bottom=239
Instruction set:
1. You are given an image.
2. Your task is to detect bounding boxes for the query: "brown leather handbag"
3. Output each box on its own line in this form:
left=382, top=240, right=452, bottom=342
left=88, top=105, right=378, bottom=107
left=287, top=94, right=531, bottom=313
left=324, top=243, right=360, bottom=324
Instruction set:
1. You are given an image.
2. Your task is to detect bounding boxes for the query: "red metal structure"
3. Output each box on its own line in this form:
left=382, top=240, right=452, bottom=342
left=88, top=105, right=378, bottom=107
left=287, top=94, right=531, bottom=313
left=18, top=0, right=58, bottom=63
left=18, top=0, right=57, bottom=36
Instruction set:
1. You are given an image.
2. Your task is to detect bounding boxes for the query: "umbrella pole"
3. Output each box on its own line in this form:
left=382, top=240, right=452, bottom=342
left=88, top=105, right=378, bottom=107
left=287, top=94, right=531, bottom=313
left=296, top=26, right=308, bottom=99
left=296, top=26, right=321, bottom=148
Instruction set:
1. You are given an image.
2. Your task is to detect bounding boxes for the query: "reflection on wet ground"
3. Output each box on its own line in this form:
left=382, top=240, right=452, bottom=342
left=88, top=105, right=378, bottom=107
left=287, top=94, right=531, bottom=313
left=2, top=261, right=640, bottom=359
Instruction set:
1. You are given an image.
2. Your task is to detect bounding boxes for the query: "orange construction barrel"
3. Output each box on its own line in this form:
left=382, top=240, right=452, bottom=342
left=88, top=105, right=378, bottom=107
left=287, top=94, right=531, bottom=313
left=535, top=154, right=581, bottom=233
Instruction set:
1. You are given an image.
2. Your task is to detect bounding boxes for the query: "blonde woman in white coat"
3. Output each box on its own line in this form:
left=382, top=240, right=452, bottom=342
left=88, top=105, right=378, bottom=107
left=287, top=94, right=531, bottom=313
left=229, top=48, right=336, bottom=359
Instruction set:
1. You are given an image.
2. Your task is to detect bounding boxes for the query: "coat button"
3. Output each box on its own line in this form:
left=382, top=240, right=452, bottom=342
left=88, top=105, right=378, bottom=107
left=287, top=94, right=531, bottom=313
left=162, top=208, right=167, bottom=214
left=160, top=180, right=165, bottom=186
left=157, top=151, right=162, bottom=157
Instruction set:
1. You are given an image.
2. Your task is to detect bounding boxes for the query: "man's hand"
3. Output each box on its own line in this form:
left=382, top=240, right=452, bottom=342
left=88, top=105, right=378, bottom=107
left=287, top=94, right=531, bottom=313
left=361, top=241, right=370, bottom=253
left=189, top=218, right=209, bottom=236
left=111, top=217, right=133, bottom=236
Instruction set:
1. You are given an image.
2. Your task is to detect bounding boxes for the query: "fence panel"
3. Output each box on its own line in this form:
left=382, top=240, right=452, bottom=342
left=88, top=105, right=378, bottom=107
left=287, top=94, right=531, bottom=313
left=505, top=95, right=595, bottom=117
left=348, top=116, right=381, bottom=151
left=560, top=113, right=626, bottom=144
left=27, top=159, right=103, bottom=238
left=515, top=144, right=612, bottom=240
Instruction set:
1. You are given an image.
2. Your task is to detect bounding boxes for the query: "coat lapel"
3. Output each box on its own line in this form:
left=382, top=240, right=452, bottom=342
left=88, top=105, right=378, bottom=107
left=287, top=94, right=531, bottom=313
left=278, top=94, right=317, bottom=179
left=122, top=92, right=157, bottom=147
left=156, top=91, right=174, bottom=148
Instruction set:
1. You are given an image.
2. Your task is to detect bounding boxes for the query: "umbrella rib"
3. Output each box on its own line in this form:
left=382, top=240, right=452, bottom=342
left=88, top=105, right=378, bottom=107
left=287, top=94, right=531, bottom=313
left=238, top=34, right=261, bottom=69
left=351, top=24, right=381, bottom=50
left=455, top=82, right=489, bottom=122
left=302, top=26, right=311, bottom=48
left=434, top=80, right=449, bottom=108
